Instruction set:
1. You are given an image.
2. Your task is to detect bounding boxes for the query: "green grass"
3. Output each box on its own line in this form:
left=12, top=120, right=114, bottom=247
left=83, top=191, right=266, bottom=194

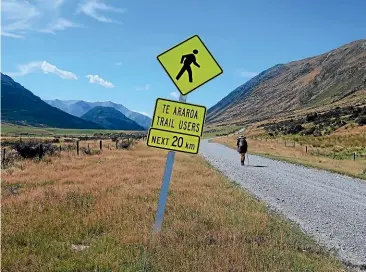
left=282, top=133, right=366, bottom=149
left=1, top=123, right=142, bottom=137
left=1, top=124, right=53, bottom=135
left=202, top=125, right=242, bottom=138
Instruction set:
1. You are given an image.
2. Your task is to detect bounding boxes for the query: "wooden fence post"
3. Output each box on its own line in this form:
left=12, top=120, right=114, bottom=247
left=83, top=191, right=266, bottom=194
left=306, top=146, right=308, bottom=153
left=77, top=141, right=80, bottom=156
left=2, top=149, right=6, bottom=166
left=116, top=140, right=118, bottom=150
left=39, top=144, right=44, bottom=159
left=100, top=140, right=102, bottom=150
left=293, top=141, right=295, bottom=148
left=354, top=153, right=356, bottom=161
left=88, top=143, right=90, bottom=150
left=60, top=145, right=62, bottom=153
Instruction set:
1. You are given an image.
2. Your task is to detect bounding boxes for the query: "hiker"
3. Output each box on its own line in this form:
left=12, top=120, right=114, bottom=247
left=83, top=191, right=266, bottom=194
left=237, top=135, right=248, bottom=166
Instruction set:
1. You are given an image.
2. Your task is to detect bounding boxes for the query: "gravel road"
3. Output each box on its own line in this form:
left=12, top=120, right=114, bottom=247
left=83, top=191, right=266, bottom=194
left=199, top=139, right=366, bottom=270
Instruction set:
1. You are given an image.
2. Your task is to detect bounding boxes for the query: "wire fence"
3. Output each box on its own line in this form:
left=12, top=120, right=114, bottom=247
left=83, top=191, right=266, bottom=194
left=1, top=136, right=148, bottom=169
left=249, top=136, right=366, bottom=161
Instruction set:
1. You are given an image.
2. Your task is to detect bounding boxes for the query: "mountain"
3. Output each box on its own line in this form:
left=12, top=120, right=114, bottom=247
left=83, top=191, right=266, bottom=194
left=81, top=106, right=145, bottom=131
left=207, top=39, right=366, bottom=125
left=46, top=99, right=93, bottom=117
left=1, top=73, right=103, bottom=129
left=45, top=100, right=152, bottom=129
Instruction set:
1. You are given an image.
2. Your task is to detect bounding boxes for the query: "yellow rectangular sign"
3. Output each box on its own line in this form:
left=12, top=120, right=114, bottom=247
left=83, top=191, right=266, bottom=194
left=151, top=98, right=206, bottom=137
left=147, top=128, right=200, bottom=154
left=157, top=35, right=223, bottom=96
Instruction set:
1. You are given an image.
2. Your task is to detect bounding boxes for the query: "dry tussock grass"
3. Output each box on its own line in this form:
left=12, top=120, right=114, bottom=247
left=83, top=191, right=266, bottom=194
left=1, top=141, right=344, bottom=271
left=215, top=136, right=366, bottom=179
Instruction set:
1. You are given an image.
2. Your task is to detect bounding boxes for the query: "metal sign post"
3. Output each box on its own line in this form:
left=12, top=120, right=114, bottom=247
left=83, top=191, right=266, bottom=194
left=151, top=34, right=223, bottom=233
left=153, top=94, right=186, bottom=233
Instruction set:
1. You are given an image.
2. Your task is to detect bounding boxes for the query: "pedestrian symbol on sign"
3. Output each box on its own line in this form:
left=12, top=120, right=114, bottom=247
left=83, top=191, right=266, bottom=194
left=176, top=49, right=200, bottom=83
left=157, top=35, right=223, bottom=96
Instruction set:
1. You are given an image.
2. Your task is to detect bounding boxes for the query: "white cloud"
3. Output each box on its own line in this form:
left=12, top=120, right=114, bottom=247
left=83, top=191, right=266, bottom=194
left=7, top=61, right=78, bottom=80
left=55, top=0, right=66, bottom=8
left=7, top=61, right=43, bottom=77
left=78, top=0, right=126, bottom=23
left=1, top=31, right=25, bottom=39
left=1, top=0, right=40, bottom=38
left=86, top=74, right=115, bottom=88
left=40, top=18, right=83, bottom=34
left=170, top=91, right=180, bottom=98
left=1, top=0, right=80, bottom=38
left=240, top=70, right=259, bottom=78
left=136, top=84, right=151, bottom=91
left=41, top=61, right=78, bottom=79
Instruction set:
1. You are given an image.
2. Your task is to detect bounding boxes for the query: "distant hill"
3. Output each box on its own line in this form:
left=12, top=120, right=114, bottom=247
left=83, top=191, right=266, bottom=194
left=45, top=99, right=151, bottom=129
left=207, top=39, right=366, bottom=125
left=81, top=106, right=145, bottom=131
left=0, top=73, right=103, bottom=129
left=46, top=99, right=93, bottom=117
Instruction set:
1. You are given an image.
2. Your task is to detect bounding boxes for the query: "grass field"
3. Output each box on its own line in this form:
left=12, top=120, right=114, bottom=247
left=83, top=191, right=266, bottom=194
left=1, top=140, right=345, bottom=271
left=1, top=123, right=143, bottom=137
left=202, top=125, right=242, bottom=138
left=214, top=130, right=366, bottom=180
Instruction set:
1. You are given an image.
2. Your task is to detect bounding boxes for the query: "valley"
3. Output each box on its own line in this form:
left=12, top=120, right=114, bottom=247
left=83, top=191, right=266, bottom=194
left=2, top=34, right=366, bottom=271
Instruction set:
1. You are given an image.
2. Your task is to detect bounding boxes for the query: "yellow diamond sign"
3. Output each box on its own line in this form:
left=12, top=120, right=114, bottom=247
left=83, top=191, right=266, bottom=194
left=157, top=35, right=223, bottom=96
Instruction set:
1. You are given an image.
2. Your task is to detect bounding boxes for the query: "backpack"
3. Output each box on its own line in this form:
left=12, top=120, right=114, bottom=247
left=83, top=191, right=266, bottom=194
left=238, top=137, right=245, bottom=148
left=238, top=137, right=247, bottom=152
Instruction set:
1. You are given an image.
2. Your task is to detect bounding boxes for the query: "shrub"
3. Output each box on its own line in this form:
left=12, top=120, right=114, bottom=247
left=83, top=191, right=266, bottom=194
left=356, top=116, right=366, bottom=125
left=12, top=142, right=58, bottom=159
left=1, top=149, right=22, bottom=169
left=61, top=144, right=76, bottom=151
left=302, top=126, right=316, bottom=136
left=118, top=141, right=132, bottom=149
left=286, top=124, right=304, bottom=134
left=306, top=112, right=318, bottom=122
left=80, top=147, right=101, bottom=156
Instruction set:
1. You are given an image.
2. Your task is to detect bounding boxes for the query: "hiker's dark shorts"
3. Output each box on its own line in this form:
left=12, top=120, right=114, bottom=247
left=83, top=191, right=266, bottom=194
left=238, top=147, right=247, bottom=154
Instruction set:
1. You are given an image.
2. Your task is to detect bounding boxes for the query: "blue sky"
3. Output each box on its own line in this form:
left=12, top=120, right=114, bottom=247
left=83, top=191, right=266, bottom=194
left=2, top=0, right=366, bottom=118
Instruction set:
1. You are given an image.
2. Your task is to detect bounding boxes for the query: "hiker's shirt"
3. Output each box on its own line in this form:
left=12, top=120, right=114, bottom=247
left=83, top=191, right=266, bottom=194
left=237, top=138, right=247, bottom=153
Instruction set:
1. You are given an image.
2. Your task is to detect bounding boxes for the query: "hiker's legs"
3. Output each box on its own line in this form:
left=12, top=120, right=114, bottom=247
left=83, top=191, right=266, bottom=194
left=240, top=153, right=245, bottom=165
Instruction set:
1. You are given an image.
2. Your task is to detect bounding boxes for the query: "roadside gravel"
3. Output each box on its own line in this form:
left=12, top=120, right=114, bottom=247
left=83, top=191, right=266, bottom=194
left=199, top=139, right=366, bottom=270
